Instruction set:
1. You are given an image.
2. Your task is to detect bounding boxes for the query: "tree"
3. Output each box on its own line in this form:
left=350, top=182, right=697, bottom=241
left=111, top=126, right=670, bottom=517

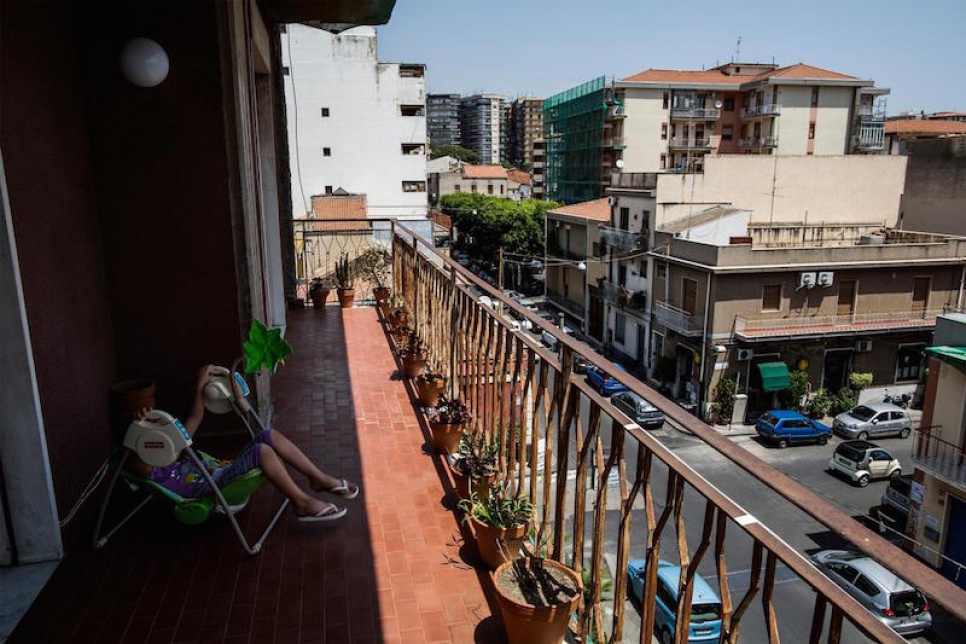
left=430, top=143, right=480, bottom=164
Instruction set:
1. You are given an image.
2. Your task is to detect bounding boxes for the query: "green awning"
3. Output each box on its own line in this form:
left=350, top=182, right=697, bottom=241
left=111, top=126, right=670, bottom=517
left=758, top=361, right=790, bottom=392
left=925, top=346, right=966, bottom=373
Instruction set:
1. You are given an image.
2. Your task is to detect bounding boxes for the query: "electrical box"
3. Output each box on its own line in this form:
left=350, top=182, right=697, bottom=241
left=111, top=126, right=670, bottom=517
left=817, top=272, right=834, bottom=287
left=799, top=272, right=817, bottom=289
left=736, top=348, right=754, bottom=361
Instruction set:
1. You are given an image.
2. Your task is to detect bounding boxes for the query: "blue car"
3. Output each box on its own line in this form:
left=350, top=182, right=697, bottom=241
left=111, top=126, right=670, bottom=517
left=627, top=559, right=723, bottom=643
left=586, top=363, right=629, bottom=396
left=756, top=410, right=832, bottom=448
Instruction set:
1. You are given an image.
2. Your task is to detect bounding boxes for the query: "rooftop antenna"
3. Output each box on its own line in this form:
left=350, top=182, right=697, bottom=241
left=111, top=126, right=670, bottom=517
left=735, top=36, right=742, bottom=63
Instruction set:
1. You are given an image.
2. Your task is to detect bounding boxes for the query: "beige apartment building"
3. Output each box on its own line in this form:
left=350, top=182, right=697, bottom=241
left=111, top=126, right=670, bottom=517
left=508, top=97, right=544, bottom=168
left=545, top=199, right=609, bottom=339
left=613, top=62, right=889, bottom=173
left=648, top=219, right=966, bottom=419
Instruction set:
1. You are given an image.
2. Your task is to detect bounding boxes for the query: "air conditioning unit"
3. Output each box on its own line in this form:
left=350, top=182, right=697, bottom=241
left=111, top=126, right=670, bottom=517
left=608, top=196, right=618, bottom=207
left=799, top=272, right=817, bottom=289
left=855, top=340, right=872, bottom=353
left=817, top=271, right=834, bottom=287
left=736, top=348, right=754, bottom=361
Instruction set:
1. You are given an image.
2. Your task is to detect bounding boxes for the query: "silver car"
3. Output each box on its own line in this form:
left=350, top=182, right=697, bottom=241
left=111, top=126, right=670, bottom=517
left=832, top=403, right=912, bottom=440
left=812, top=550, right=931, bottom=636
left=611, top=392, right=665, bottom=430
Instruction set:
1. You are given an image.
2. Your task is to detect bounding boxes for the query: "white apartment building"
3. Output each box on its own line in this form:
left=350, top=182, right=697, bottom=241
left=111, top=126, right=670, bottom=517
left=282, top=25, right=428, bottom=221
left=614, top=62, right=889, bottom=173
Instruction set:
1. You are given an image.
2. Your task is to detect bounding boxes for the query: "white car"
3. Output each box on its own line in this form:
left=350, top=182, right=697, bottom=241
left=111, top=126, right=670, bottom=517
left=828, top=440, right=901, bottom=487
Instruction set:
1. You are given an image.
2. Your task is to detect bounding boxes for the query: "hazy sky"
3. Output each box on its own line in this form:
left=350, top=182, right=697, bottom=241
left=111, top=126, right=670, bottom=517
left=378, top=0, right=965, bottom=114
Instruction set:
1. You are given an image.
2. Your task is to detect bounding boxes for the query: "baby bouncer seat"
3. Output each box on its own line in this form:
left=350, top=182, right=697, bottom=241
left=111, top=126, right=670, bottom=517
left=93, top=366, right=289, bottom=555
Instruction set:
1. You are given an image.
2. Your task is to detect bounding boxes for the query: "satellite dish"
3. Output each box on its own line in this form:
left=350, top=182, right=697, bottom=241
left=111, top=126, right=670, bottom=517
left=714, top=99, right=724, bottom=109
left=615, top=159, right=625, bottom=169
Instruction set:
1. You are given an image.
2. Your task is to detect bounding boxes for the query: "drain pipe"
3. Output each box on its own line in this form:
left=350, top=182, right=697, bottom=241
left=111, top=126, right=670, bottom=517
left=699, top=270, right=713, bottom=418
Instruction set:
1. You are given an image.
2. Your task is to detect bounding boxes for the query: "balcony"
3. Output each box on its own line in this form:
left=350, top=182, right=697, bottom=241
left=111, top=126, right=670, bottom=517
left=598, top=225, right=646, bottom=252
left=668, top=137, right=712, bottom=150
left=856, top=104, right=887, bottom=120
left=854, top=122, right=886, bottom=151
left=546, top=290, right=585, bottom=317
left=653, top=299, right=704, bottom=337
left=741, top=103, right=782, bottom=119
left=547, top=240, right=586, bottom=262
left=911, top=427, right=966, bottom=487
left=670, top=106, right=721, bottom=120
left=607, top=104, right=626, bottom=118
left=738, top=136, right=779, bottom=150
left=602, top=281, right=647, bottom=313
left=734, top=308, right=943, bottom=341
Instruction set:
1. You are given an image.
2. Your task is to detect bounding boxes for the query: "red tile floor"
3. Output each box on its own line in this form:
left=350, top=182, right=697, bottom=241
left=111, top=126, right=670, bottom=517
left=12, top=307, right=504, bottom=643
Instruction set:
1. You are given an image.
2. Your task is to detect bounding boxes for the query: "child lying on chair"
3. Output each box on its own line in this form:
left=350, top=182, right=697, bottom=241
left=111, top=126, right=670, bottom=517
left=130, top=365, right=358, bottom=522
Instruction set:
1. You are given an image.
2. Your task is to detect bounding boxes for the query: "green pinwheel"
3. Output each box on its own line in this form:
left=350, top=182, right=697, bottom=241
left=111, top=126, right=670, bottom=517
left=243, top=318, right=293, bottom=374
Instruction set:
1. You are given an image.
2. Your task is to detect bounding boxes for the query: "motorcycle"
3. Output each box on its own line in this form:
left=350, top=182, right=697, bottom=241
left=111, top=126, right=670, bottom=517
left=883, top=390, right=911, bottom=409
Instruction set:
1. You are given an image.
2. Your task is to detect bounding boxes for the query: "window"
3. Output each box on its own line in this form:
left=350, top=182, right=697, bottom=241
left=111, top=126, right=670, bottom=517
left=655, top=261, right=667, bottom=279
left=853, top=575, right=880, bottom=598
left=454, top=184, right=461, bottom=193
left=321, top=107, right=330, bottom=117
left=402, top=181, right=426, bottom=193
left=399, top=64, right=424, bottom=78
left=656, top=580, right=677, bottom=610
left=592, top=242, right=602, bottom=257
left=828, top=563, right=859, bottom=584
left=400, top=105, right=424, bottom=117
left=808, top=123, right=816, bottom=140
left=722, top=125, right=734, bottom=141
left=619, top=207, right=630, bottom=230
left=724, top=97, right=735, bottom=111
left=895, top=344, right=925, bottom=382
left=401, top=143, right=424, bottom=155
left=282, top=66, right=290, bottom=76
left=661, top=123, right=668, bottom=140
left=811, top=88, right=820, bottom=107
left=615, top=312, right=626, bottom=343
left=662, top=92, right=670, bottom=109
left=762, top=284, right=782, bottom=311
left=487, top=184, right=494, bottom=195
left=325, top=185, right=333, bottom=195
left=660, top=154, right=667, bottom=170
left=618, top=264, right=627, bottom=286
left=471, top=184, right=478, bottom=193
left=323, top=147, right=331, bottom=157
left=650, top=331, right=664, bottom=374
left=500, top=184, right=504, bottom=195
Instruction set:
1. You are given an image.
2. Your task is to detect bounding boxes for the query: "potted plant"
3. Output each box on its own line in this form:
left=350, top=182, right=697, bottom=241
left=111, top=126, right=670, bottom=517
left=451, top=431, right=499, bottom=500
left=308, top=277, right=331, bottom=309
left=459, top=484, right=533, bottom=571
left=388, top=305, right=409, bottom=331
left=415, top=369, right=446, bottom=407
left=428, top=396, right=470, bottom=454
left=399, top=331, right=428, bottom=378
left=805, top=388, right=832, bottom=419
left=392, top=324, right=413, bottom=349
left=334, top=253, right=355, bottom=308
left=357, top=246, right=392, bottom=303
left=492, top=530, right=582, bottom=644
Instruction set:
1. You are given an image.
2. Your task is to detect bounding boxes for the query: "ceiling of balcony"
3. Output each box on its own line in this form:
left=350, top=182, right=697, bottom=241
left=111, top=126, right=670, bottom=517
left=264, top=0, right=396, bottom=28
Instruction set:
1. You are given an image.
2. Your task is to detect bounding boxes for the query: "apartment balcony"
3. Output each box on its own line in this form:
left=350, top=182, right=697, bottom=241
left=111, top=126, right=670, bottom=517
left=854, top=123, right=886, bottom=151
left=602, top=280, right=647, bottom=313
left=653, top=299, right=704, bottom=337
left=856, top=105, right=887, bottom=120
left=598, top=225, right=646, bottom=252
left=738, top=136, right=779, bottom=150
left=547, top=241, right=586, bottom=262
left=668, top=137, right=712, bottom=151
left=607, top=104, right=626, bottom=119
left=546, top=290, right=585, bottom=318
left=601, top=137, right=626, bottom=150
left=740, top=103, right=782, bottom=119
left=670, top=107, right=721, bottom=120
left=733, top=308, right=943, bottom=341
left=911, top=427, right=966, bottom=488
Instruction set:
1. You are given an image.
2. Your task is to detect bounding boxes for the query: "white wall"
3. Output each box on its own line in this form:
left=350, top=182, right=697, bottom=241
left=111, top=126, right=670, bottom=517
left=775, top=85, right=811, bottom=155
left=283, top=25, right=427, bottom=220
left=815, top=87, right=854, bottom=155
left=622, top=88, right=666, bottom=172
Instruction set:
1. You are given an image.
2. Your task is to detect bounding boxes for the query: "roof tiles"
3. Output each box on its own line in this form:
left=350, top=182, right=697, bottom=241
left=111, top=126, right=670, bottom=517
left=550, top=198, right=611, bottom=222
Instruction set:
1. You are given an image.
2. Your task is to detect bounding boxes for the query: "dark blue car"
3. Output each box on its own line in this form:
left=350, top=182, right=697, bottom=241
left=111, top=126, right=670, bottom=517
left=756, top=410, right=832, bottom=448
left=586, top=363, right=629, bottom=396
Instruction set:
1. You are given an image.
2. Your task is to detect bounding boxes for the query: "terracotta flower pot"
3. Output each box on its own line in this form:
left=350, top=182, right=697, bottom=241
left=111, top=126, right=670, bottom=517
left=416, top=377, right=445, bottom=407
left=450, top=459, right=497, bottom=500
left=390, top=311, right=409, bottom=330
left=337, top=288, right=355, bottom=308
left=493, top=558, right=582, bottom=644
left=310, top=288, right=330, bottom=309
left=429, top=421, right=464, bottom=454
left=402, top=352, right=428, bottom=378
left=470, top=517, right=529, bottom=571
left=373, top=286, right=391, bottom=303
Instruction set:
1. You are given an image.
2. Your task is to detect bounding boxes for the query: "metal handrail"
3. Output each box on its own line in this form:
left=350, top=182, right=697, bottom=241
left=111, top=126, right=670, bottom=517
left=911, top=426, right=966, bottom=484
left=388, top=222, right=965, bottom=641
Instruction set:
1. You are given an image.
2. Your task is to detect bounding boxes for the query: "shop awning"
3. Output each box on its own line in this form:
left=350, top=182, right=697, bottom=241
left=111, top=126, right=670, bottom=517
left=758, top=361, right=790, bottom=392
left=925, top=346, right=966, bottom=373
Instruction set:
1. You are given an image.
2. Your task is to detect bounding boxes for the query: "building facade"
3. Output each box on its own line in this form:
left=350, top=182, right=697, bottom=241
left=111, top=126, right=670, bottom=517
left=429, top=164, right=509, bottom=200
left=884, top=119, right=966, bottom=155
left=427, top=93, right=461, bottom=148
left=283, top=25, right=428, bottom=220
left=507, top=97, right=544, bottom=168
left=531, top=139, right=546, bottom=199
left=459, top=94, right=507, bottom=165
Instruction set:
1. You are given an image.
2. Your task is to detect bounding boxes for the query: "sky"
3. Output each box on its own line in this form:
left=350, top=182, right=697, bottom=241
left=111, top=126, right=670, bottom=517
left=378, top=0, right=966, bottom=115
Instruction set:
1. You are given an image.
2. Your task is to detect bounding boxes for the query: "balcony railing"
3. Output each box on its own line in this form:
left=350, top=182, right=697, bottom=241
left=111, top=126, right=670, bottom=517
left=741, top=103, right=782, bottom=119
left=911, top=426, right=966, bottom=486
left=547, top=241, right=586, bottom=262
left=670, top=107, right=721, bottom=120
left=602, top=281, right=646, bottom=312
left=668, top=137, right=712, bottom=150
left=546, top=290, right=585, bottom=317
left=854, top=123, right=886, bottom=151
left=856, top=105, right=887, bottom=120
left=387, top=222, right=966, bottom=642
left=734, top=308, right=942, bottom=340
left=738, top=136, right=779, bottom=149
left=653, top=299, right=704, bottom=336
left=598, top=225, right=645, bottom=251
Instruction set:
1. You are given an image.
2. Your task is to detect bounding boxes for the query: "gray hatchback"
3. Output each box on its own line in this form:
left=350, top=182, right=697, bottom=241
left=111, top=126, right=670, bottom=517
left=611, top=392, right=665, bottom=430
left=832, top=403, right=912, bottom=440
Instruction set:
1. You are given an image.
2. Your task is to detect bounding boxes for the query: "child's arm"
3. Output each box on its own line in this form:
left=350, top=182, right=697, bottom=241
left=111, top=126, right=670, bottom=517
left=183, top=365, right=214, bottom=437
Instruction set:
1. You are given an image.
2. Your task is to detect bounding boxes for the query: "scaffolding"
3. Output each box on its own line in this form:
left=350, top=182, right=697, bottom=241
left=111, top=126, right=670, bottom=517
left=544, top=76, right=608, bottom=204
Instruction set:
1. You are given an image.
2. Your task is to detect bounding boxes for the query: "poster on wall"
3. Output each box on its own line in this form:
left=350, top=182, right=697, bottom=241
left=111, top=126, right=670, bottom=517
left=911, top=481, right=926, bottom=504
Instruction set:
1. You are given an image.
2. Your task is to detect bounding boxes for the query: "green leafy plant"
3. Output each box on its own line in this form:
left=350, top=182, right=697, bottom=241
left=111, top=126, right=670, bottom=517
left=710, top=376, right=737, bottom=424
left=356, top=246, right=390, bottom=289
left=433, top=396, right=471, bottom=425
left=243, top=319, right=292, bottom=374
left=416, top=370, right=444, bottom=386
left=805, top=388, right=832, bottom=418
left=454, top=431, right=500, bottom=478
left=309, top=276, right=332, bottom=294
left=459, top=484, right=533, bottom=529
left=398, top=331, right=426, bottom=359
left=780, top=370, right=810, bottom=410
left=849, top=371, right=873, bottom=391
left=830, top=387, right=858, bottom=416
left=334, top=253, right=354, bottom=290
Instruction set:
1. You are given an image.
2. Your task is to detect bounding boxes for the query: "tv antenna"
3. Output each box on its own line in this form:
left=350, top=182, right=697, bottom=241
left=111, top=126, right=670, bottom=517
left=734, top=36, right=742, bottom=62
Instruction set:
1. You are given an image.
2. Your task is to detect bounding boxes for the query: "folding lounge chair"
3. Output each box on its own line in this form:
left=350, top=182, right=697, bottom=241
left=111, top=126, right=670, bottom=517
left=93, top=366, right=289, bottom=555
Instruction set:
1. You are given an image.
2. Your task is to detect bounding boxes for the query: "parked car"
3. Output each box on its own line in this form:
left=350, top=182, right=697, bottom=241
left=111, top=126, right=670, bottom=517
left=881, top=473, right=913, bottom=517
left=755, top=410, right=832, bottom=448
left=812, top=550, right=931, bottom=636
left=832, top=403, right=912, bottom=440
left=504, top=308, right=532, bottom=331
left=828, top=440, right=901, bottom=487
left=612, top=392, right=665, bottom=429
left=587, top=363, right=629, bottom=396
left=502, top=289, right=526, bottom=301
left=627, top=559, right=723, bottom=643
left=572, top=354, right=589, bottom=374
left=541, top=322, right=575, bottom=350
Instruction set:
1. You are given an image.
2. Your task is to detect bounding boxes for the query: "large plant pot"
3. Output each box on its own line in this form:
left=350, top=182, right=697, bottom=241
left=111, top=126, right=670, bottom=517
left=373, top=286, right=391, bottom=303
left=450, top=459, right=497, bottom=501
left=493, top=558, right=582, bottom=644
left=309, top=289, right=330, bottom=309
left=337, top=288, right=355, bottom=308
left=416, top=377, right=445, bottom=407
left=470, top=517, right=529, bottom=571
left=390, top=311, right=409, bottom=330
left=402, top=353, right=428, bottom=378
left=429, top=421, right=464, bottom=454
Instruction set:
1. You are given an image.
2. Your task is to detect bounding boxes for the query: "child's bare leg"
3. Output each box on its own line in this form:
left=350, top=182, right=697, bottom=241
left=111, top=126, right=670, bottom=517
left=257, top=445, right=339, bottom=516
left=268, top=430, right=345, bottom=491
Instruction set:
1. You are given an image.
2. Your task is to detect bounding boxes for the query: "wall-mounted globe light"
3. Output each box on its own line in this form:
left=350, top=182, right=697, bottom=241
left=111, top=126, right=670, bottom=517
left=120, top=38, right=169, bottom=87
